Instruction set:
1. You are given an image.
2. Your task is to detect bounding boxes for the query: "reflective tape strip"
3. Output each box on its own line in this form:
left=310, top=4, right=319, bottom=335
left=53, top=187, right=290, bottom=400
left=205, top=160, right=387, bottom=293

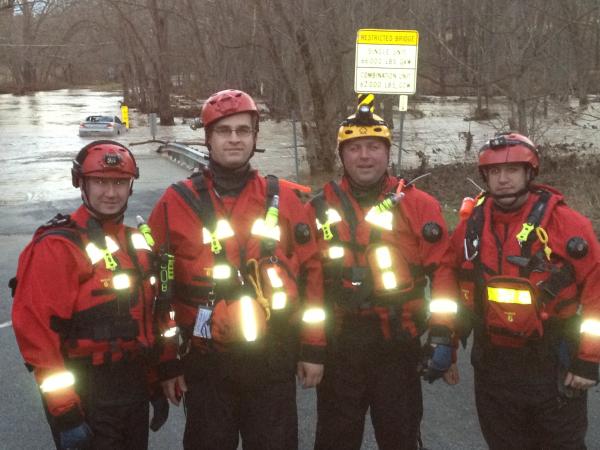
left=375, top=246, right=392, bottom=269
left=40, top=371, right=75, bottom=393
left=113, top=273, right=131, bottom=290
left=131, top=233, right=151, bottom=251
left=202, top=219, right=235, bottom=244
left=430, top=298, right=458, bottom=314
left=487, top=287, right=532, bottom=305
left=302, top=307, right=325, bottom=324
left=85, top=242, right=104, bottom=264
left=328, top=246, right=345, bottom=259
left=213, top=264, right=232, bottom=280
left=581, top=319, right=600, bottom=336
left=251, top=219, right=281, bottom=241
left=316, top=209, right=342, bottom=230
left=381, top=271, right=398, bottom=290
left=364, top=208, right=393, bottom=230
left=162, top=326, right=179, bottom=338
left=241, top=296, right=258, bottom=342
left=266, top=267, right=284, bottom=288
left=272, top=292, right=287, bottom=310
left=105, top=236, right=119, bottom=253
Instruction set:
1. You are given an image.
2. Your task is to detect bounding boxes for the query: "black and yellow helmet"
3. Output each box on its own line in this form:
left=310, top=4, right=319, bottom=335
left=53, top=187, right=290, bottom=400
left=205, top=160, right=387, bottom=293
left=337, top=105, right=392, bottom=152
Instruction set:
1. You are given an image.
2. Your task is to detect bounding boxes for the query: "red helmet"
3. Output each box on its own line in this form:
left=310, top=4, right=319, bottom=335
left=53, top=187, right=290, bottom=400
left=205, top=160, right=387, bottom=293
left=478, top=132, right=540, bottom=175
left=200, top=89, right=259, bottom=129
left=72, top=140, right=139, bottom=188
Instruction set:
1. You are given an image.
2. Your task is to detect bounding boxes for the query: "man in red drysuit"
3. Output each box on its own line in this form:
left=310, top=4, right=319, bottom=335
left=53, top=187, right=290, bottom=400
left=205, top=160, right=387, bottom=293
left=308, top=105, right=460, bottom=450
left=12, top=140, right=169, bottom=449
left=449, top=132, right=600, bottom=449
left=148, top=89, right=326, bottom=450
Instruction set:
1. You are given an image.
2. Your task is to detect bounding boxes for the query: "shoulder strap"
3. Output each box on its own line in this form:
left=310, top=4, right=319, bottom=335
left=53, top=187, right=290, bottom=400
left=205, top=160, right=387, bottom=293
left=171, top=175, right=218, bottom=233
left=520, top=190, right=552, bottom=261
left=329, top=181, right=358, bottom=237
left=310, top=190, right=329, bottom=226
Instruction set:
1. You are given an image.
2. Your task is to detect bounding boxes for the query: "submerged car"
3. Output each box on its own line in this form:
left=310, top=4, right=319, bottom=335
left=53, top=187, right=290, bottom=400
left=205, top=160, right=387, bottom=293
left=79, top=115, right=126, bottom=137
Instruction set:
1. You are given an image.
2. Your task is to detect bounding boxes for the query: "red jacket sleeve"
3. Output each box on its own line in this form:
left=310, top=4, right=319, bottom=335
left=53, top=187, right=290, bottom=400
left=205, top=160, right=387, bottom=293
left=281, top=188, right=326, bottom=364
left=402, top=188, right=460, bottom=335
left=12, top=237, right=84, bottom=417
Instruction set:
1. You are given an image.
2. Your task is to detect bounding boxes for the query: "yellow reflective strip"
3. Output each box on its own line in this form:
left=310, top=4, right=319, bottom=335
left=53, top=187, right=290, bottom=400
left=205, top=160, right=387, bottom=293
left=40, top=371, right=75, bottom=393
left=487, top=287, right=532, bottom=304
left=430, top=299, right=458, bottom=314
left=581, top=319, right=600, bottom=336
left=303, top=307, right=325, bottom=324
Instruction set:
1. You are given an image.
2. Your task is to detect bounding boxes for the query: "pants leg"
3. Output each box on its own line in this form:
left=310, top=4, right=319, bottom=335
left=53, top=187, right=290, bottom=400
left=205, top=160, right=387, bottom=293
left=531, top=383, right=587, bottom=450
left=43, top=359, right=150, bottom=450
left=239, top=379, right=298, bottom=450
left=182, top=352, right=240, bottom=450
left=369, top=343, right=423, bottom=450
left=314, top=343, right=369, bottom=450
left=475, top=371, right=536, bottom=450
left=475, top=369, right=588, bottom=450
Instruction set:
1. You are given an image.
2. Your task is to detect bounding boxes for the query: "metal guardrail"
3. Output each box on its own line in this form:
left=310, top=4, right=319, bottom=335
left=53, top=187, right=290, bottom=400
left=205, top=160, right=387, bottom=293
left=156, top=141, right=209, bottom=170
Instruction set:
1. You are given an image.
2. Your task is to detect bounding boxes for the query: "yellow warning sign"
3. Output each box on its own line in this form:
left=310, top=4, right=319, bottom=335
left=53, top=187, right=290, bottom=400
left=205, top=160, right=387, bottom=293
left=355, top=29, right=419, bottom=95
left=357, top=29, right=418, bottom=46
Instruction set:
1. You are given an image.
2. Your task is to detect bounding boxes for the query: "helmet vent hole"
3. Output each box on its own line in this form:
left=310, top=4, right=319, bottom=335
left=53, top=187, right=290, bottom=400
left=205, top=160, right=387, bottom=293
left=374, top=127, right=382, bottom=132
left=344, top=130, right=353, bottom=135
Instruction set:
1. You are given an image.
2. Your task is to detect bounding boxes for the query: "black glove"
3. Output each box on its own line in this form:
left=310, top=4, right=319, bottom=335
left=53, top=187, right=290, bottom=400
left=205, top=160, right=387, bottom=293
left=422, top=344, right=453, bottom=384
left=59, top=422, right=92, bottom=449
left=150, top=393, right=169, bottom=432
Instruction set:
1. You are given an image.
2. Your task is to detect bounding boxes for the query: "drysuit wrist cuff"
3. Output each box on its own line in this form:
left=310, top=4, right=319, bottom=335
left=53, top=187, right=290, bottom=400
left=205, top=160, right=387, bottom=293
left=53, top=407, right=85, bottom=432
left=570, top=358, right=599, bottom=382
left=157, top=359, right=183, bottom=381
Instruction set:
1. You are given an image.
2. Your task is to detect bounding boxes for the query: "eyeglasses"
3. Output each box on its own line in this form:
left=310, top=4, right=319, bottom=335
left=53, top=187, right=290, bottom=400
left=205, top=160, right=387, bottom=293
left=213, top=125, right=255, bottom=138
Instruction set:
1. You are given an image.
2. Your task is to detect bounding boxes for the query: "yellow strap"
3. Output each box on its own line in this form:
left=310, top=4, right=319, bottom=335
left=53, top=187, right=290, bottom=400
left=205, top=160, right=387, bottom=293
left=321, top=223, right=333, bottom=241
left=246, top=259, right=271, bottom=321
left=535, top=226, right=552, bottom=261
left=210, top=233, right=223, bottom=254
left=516, top=222, right=534, bottom=245
left=102, top=249, right=118, bottom=271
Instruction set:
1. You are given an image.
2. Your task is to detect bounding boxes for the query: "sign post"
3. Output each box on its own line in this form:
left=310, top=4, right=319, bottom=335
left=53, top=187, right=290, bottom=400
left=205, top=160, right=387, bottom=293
left=354, top=29, right=419, bottom=173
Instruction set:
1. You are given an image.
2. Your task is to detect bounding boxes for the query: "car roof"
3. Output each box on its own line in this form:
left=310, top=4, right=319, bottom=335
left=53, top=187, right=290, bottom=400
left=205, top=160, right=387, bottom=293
left=85, top=115, right=115, bottom=122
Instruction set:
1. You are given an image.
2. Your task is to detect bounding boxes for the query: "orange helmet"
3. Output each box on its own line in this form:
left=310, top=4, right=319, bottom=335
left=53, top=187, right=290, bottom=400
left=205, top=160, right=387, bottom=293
left=201, top=89, right=259, bottom=129
left=72, top=140, right=139, bottom=188
left=478, top=132, right=540, bottom=176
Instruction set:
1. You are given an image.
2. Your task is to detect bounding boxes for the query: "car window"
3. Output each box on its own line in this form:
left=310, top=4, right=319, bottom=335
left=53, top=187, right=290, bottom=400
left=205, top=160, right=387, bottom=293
left=100, top=116, right=113, bottom=122
left=114, top=117, right=122, bottom=124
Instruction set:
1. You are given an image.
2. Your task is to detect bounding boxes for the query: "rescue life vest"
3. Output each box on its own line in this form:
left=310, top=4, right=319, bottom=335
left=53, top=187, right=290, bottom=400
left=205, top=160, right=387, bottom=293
left=311, top=180, right=426, bottom=311
left=461, top=190, right=576, bottom=348
left=170, top=173, right=298, bottom=345
left=12, top=213, right=158, bottom=365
